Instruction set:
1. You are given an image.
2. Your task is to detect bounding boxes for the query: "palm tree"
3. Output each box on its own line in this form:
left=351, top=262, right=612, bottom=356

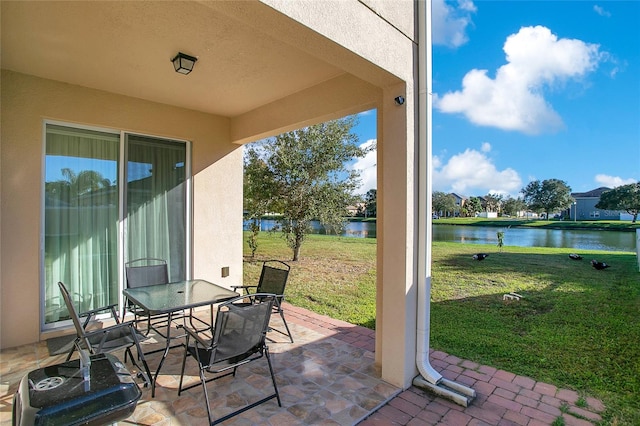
left=46, top=168, right=113, bottom=205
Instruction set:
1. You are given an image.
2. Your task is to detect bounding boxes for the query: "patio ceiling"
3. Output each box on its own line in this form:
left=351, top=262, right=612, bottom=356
left=1, top=1, right=359, bottom=119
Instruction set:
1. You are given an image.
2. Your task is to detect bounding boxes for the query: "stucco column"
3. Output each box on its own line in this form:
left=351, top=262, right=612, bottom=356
left=376, top=83, right=418, bottom=388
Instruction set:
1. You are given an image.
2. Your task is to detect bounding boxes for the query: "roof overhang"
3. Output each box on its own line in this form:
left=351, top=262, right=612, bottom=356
left=1, top=1, right=402, bottom=142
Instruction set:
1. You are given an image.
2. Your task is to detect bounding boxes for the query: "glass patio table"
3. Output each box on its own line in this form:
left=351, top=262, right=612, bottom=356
left=123, top=279, right=238, bottom=396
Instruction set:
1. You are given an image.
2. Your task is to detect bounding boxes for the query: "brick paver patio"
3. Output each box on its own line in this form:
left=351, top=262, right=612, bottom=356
left=285, top=305, right=606, bottom=426
left=1, top=303, right=606, bottom=425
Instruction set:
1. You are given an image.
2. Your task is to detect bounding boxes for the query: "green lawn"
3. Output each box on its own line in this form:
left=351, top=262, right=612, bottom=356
left=243, top=232, right=640, bottom=425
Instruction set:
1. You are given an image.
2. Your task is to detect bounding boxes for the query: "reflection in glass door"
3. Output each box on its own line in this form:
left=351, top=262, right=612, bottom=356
left=43, top=124, right=188, bottom=328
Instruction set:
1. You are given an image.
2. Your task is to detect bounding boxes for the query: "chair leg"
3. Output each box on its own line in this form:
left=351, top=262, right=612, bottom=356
left=130, top=329, right=153, bottom=388
left=124, top=347, right=134, bottom=370
left=265, top=348, right=282, bottom=407
left=65, top=342, right=77, bottom=361
left=210, top=353, right=281, bottom=424
left=267, top=299, right=294, bottom=343
left=189, top=342, right=215, bottom=425
left=279, top=309, right=294, bottom=343
left=200, top=367, right=215, bottom=425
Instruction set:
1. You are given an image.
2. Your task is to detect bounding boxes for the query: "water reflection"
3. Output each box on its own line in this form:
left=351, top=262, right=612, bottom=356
left=245, top=219, right=377, bottom=239
left=243, top=219, right=635, bottom=252
left=433, top=224, right=635, bottom=252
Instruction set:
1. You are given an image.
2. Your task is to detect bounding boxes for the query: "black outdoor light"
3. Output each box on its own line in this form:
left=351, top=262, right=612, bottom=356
left=172, top=52, right=198, bottom=75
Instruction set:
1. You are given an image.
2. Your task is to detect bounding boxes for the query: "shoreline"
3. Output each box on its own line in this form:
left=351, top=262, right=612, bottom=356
left=347, top=217, right=638, bottom=232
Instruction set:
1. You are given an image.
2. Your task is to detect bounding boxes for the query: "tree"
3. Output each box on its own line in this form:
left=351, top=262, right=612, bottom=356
left=502, top=196, right=527, bottom=217
left=364, top=189, right=377, bottom=218
left=244, top=116, right=368, bottom=261
left=496, top=231, right=505, bottom=252
left=466, top=197, right=483, bottom=217
left=484, top=193, right=503, bottom=213
left=243, top=148, right=275, bottom=257
left=595, top=182, right=640, bottom=223
left=520, top=179, right=573, bottom=219
left=46, top=168, right=113, bottom=205
left=432, top=191, right=456, bottom=217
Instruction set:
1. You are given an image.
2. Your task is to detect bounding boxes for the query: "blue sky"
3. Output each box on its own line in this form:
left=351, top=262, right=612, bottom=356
left=352, top=0, right=640, bottom=198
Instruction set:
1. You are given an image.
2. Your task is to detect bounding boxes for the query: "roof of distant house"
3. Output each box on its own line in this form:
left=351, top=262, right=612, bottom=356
left=572, top=187, right=611, bottom=198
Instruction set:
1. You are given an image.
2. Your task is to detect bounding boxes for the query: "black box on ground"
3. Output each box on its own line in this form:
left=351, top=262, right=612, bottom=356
left=12, top=353, right=141, bottom=426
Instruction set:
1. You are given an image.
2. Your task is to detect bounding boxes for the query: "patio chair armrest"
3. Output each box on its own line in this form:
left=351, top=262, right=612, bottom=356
left=230, top=285, right=258, bottom=294
left=178, top=324, right=214, bottom=349
left=79, top=303, right=120, bottom=326
left=79, top=303, right=119, bottom=318
left=83, top=320, right=137, bottom=339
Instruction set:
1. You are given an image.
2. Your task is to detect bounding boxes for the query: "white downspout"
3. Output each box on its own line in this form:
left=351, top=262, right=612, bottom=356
left=413, top=0, right=476, bottom=406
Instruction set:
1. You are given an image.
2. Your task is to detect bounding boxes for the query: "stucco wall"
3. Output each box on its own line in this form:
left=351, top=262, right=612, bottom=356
left=0, top=70, right=243, bottom=349
left=255, top=0, right=420, bottom=389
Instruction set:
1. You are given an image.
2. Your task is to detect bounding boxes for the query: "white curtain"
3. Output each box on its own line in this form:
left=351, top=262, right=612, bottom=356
left=45, top=125, right=119, bottom=322
left=125, top=135, right=186, bottom=282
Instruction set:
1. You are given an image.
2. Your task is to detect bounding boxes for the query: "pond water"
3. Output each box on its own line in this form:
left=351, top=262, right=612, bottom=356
left=431, top=224, right=635, bottom=252
left=244, top=219, right=636, bottom=252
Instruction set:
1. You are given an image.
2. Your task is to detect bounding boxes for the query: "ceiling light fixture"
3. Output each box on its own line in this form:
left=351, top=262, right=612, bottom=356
left=172, top=52, right=198, bottom=75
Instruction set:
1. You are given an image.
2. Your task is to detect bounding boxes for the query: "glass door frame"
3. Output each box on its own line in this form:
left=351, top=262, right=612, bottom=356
left=40, top=120, right=192, bottom=331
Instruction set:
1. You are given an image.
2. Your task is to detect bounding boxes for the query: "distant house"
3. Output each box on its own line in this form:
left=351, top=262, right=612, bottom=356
left=570, top=187, right=624, bottom=220
left=476, top=212, right=498, bottom=218
left=450, top=193, right=467, bottom=209
left=346, top=203, right=365, bottom=216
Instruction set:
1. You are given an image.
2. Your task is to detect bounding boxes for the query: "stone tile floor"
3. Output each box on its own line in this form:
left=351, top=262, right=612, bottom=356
left=1, top=304, right=606, bottom=425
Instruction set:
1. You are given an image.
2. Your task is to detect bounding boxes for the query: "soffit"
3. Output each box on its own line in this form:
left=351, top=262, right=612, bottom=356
left=0, top=1, right=348, bottom=117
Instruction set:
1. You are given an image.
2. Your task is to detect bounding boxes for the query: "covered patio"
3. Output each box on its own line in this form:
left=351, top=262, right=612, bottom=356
left=0, top=304, right=605, bottom=425
left=1, top=2, right=417, bottom=387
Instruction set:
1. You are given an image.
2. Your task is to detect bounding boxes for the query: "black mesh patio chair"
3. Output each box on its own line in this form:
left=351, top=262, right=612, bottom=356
left=178, top=293, right=281, bottom=425
left=58, top=281, right=152, bottom=386
left=231, top=260, right=293, bottom=343
left=124, top=258, right=179, bottom=336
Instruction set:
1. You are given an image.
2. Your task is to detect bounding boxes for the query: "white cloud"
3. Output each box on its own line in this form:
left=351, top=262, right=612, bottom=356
left=351, top=142, right=523, bottom=197
left=352, top=139, right=377, bottom=193
left=357, top=110, right=375, bottom=117
left=593, top=5, right=611, bottom=17
left=434, top=26, right=603, bottom=134
left=594, top=174, right=636, bottom=188
left=432, top=0, right=476, bottom=48
left=433, top=148, right=522, bottom=196
left=433, top=154, right=443, bottom=169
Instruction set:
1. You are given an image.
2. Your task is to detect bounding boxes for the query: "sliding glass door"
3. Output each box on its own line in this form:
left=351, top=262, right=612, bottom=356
left=125, top=134, right=187, bottom=282
left=43, top=123, right=189, bottom=328
left=44, top=124, right=120, bottom=324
